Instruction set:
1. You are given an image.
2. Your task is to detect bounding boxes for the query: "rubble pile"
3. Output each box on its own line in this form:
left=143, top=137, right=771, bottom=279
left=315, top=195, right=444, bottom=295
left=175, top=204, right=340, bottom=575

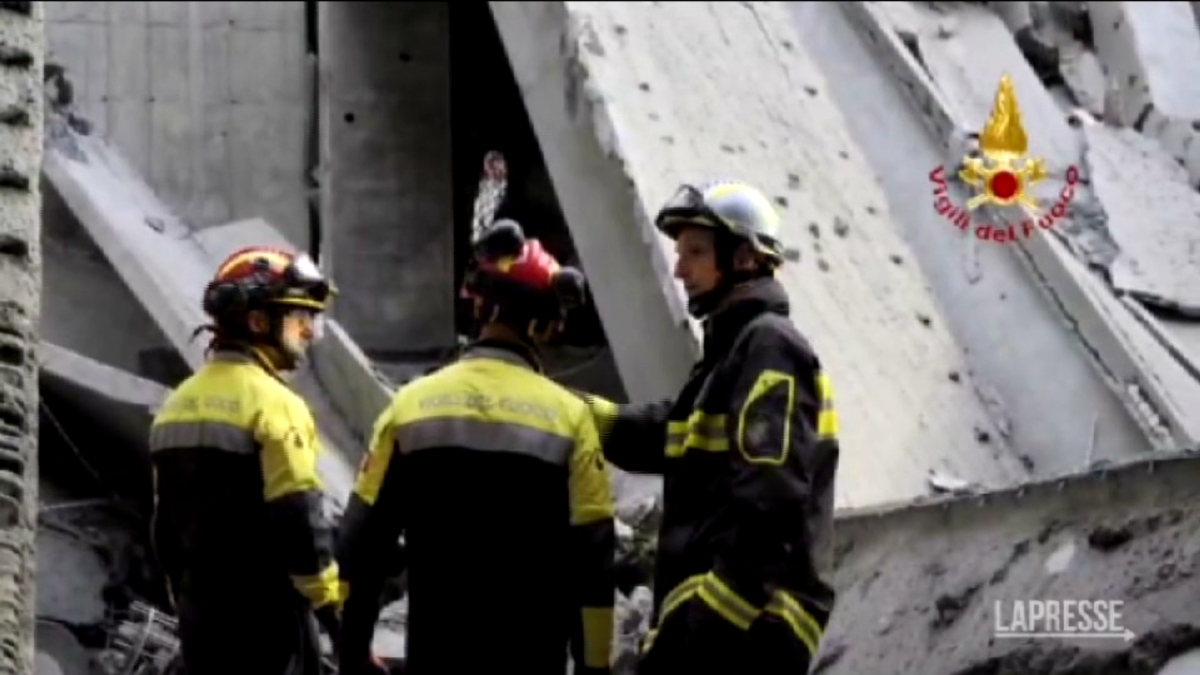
left=611, top=495, right=662, bottom=673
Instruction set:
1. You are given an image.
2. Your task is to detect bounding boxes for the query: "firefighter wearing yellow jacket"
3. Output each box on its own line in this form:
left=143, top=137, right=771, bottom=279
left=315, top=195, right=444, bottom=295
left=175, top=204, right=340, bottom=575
left=149, top=246, right=342, bottom=675
left=336, top=220, right=617, bottom=675
left=585, top=182, right=841, bottom=675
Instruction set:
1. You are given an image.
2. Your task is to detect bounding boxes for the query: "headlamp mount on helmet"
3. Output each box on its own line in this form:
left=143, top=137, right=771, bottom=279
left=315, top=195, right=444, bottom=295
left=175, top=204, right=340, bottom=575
left=202, top=250, right=333, bottom=323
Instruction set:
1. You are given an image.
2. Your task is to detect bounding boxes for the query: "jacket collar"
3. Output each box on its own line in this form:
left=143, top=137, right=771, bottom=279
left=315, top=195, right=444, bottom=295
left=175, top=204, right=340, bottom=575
left=211, top=346, right=287, bottom=383
left=460, top=338, right=544, bottom=373
left=702, top=277, right=790, bottom=359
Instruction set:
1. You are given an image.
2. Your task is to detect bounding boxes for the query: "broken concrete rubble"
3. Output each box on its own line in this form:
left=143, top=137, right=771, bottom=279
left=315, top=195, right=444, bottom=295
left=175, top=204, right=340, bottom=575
left=823, top=451, right=1200, bottom=674
left=21, top=1, right=1200, bottom=673
left=1083, top=125, right=1200, bottom=315
left=1087, top=2, right=1200, bottom=188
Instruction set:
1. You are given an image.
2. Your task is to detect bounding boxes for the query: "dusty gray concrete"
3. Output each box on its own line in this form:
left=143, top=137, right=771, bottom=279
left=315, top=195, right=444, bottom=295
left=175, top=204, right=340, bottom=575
left=822, top=452, right=1200, bottom=675
left=791, top=2, right=1147, bottom=479
left=1083, top=125, right=1200, bottom=314
left=317, top=1, right=457, bottom=358
left=39, top=341, right=167, bottom=452
left=488, top=1, right=697, bottom=405
left=40, top=176, right=178, bottom=380
left=843, top=1, right=1200, bottom=451
left=493, top=0, right=1029, bottom=509
left=0, top=2, right=44, bottom=672
left=43, top=1, right=311, bottom=241
left=1088, top=2, right=1200, bottom=187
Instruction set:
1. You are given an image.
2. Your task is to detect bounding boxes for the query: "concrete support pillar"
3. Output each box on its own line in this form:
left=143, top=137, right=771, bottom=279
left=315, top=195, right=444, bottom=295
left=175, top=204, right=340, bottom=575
left=318, top=2, right=457, bottom=359
left=0, top=2, right=44, bottom=673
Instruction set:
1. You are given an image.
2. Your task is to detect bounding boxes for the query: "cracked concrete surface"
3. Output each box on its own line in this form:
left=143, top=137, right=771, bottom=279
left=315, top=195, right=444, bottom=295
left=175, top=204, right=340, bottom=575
left=823, top=452, right=1200, bottom=674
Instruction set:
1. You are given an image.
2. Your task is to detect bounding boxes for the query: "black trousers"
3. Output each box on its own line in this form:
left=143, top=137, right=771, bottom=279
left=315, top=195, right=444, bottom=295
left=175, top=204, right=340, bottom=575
left=176, top=590, right=323, bottom=675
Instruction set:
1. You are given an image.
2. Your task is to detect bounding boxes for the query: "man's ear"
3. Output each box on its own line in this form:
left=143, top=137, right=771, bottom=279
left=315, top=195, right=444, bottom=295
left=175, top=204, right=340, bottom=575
left=731, top=242, right=760, bottom=273
left=247, top=309, right=270, bottom=335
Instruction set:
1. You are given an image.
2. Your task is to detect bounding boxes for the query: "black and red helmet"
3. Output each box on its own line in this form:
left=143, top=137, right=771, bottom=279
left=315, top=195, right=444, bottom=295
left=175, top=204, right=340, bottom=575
left=202, top=246, right=336, bottom=321
left=461, top=220, right=586, bottom=326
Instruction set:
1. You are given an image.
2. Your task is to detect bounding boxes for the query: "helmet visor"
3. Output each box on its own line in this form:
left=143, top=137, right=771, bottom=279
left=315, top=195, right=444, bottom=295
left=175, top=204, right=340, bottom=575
left=655, top=185, right=725, bottom=235
left=284, top=254, right=333, bottom=305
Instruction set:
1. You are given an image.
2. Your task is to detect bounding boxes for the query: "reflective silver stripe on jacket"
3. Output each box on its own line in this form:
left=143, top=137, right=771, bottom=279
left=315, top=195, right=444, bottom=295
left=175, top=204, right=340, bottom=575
left=396, top=417, right=572, bottom=466
left=149, top=421, right=256, bottom=455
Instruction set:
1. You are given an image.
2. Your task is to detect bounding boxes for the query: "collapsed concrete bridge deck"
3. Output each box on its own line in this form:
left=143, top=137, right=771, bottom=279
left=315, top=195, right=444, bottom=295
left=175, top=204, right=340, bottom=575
left=20, top=1, right=1200, bottom=673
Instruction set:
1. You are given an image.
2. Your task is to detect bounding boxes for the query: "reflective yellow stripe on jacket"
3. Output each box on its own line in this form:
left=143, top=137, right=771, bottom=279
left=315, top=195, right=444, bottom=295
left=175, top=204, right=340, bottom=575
left=816, top=371, right=838, bottom=441
left=665, top=369, right=838, bottom=459
left=641, top=572, right=824, bottom=658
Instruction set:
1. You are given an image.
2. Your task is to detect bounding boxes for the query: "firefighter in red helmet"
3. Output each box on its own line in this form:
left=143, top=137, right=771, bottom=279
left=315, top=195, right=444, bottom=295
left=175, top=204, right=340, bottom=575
left=149, top=246, right=344, bottom=675
left=336, top=220, right=617, bottom=675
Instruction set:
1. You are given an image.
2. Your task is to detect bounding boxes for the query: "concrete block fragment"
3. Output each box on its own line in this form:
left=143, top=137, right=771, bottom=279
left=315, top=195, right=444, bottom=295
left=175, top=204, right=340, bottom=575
left=1089, top=1, right=1200, bottom=183
left=39, top=341, right=169, bottom=448
left=826, top=451, right=1200, bottom=674
left=1083, top=124, right=1200, bottom=312
left=35, top=529, right=109, bottom=625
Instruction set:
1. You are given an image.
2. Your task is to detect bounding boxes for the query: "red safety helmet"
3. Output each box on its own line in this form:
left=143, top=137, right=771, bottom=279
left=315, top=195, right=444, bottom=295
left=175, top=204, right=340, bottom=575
left=202, top=246, right=335, bottom=321
left=461, top=220, right=586, bottom=331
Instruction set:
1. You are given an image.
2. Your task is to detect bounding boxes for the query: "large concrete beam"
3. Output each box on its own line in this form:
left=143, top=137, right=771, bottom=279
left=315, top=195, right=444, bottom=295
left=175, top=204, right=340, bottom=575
left=491, top=1, right=1027, bottom=508
left=823, top=451, right=1200, bottom=674
left=38, top=341, right=167, bottom=452
left=1089, top=2, right=1200, bottom=187
left=843, top=1, right=1200, bottom=451
left=41, top=132, right=387, bottom=500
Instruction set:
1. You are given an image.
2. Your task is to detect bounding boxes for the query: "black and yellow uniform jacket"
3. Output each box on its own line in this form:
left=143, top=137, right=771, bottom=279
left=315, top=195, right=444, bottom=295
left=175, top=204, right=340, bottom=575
left=586, top=278, right=840, bottom=674
left=336, top=340, right=617, bottom=675
left=149, top=348, right=341, bottom=675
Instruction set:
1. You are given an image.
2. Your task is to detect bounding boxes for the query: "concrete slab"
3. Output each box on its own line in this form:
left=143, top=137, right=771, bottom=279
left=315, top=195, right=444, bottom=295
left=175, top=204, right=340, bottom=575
left=44, top=1, right=311, bottom=237
left=41, top=132, right=381, bottom=501
left=1088, top=1, right=1200, bottom=186
left=38, top=341, right=168, bottom=451
left=1084, top=125, right=1200, bottom=313
left=492, top=1, right=1028, bottom=509
left=847, top=1, right=1200, bottom=450
left=822, top=451, right=1200, bottom=674
left=791, top=2, right=1148, bottom=478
